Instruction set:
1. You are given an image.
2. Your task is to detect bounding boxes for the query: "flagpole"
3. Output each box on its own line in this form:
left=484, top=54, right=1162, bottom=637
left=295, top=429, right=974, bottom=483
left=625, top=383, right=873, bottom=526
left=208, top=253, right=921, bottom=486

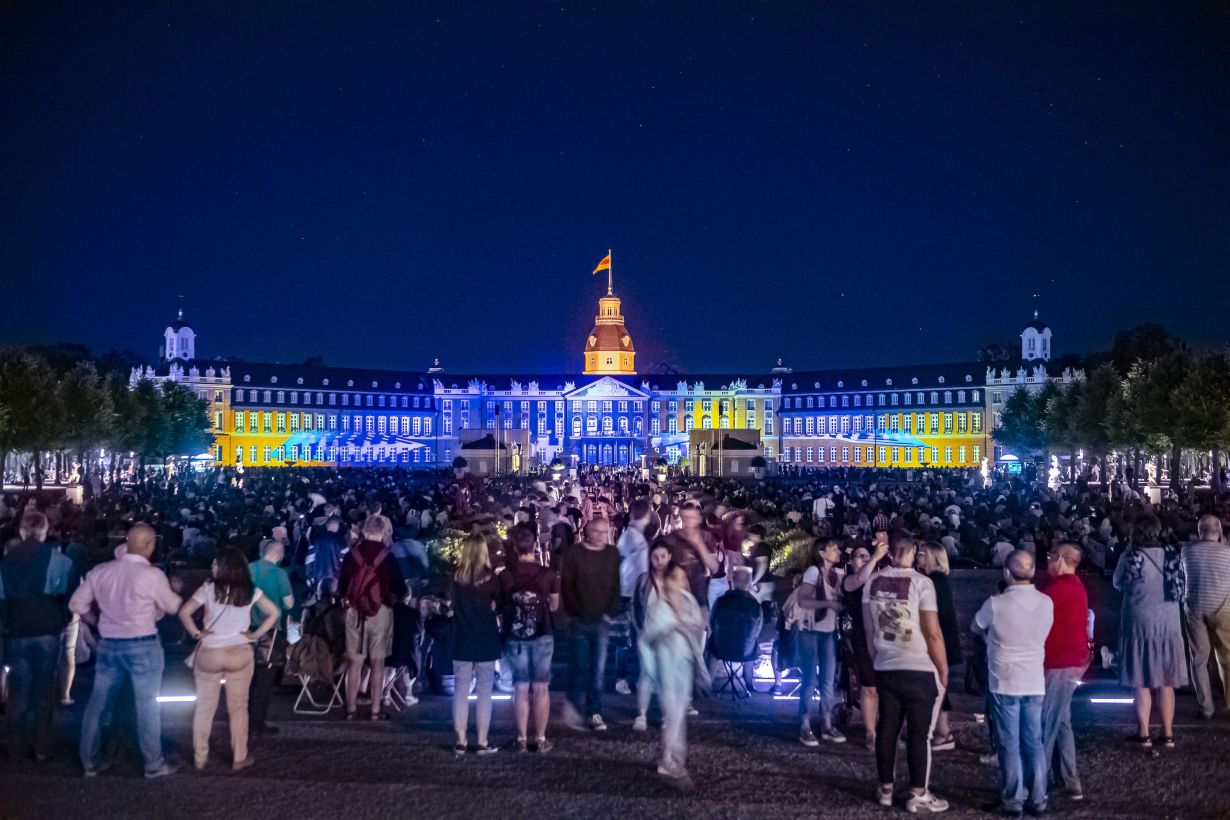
left=607, top=247, right=613, bottom=296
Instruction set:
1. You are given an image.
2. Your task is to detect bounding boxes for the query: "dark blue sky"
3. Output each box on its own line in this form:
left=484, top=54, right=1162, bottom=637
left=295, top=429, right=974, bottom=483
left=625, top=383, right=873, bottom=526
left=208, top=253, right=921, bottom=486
left=3, top=3, right=1228, bottom=374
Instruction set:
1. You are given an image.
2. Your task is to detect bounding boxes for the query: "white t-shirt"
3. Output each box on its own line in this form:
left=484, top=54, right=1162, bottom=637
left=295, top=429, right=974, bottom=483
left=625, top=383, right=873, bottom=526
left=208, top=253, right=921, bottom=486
left=192, top=581, right=264, bottom=649
left=972, top=585, right=1054, bottom=696
left=863, top=568, right=938, bottom=672
left=801, top=565, right=844, bottom=632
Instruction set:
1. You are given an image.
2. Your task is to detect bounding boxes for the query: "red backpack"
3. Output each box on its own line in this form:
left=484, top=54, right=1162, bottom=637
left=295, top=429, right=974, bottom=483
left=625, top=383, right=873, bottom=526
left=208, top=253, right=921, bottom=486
left=345, top=546, right=390, bottom=620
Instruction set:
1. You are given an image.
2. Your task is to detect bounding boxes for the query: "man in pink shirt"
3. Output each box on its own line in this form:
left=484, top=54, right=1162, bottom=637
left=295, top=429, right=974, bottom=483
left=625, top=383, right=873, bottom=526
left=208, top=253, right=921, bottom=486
left=69, top=523, right=182, bottom=778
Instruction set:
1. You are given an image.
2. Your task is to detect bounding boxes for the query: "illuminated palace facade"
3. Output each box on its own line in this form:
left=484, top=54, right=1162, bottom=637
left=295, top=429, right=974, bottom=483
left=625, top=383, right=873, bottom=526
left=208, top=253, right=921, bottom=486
left=138, top=285, right=1074, bottom=471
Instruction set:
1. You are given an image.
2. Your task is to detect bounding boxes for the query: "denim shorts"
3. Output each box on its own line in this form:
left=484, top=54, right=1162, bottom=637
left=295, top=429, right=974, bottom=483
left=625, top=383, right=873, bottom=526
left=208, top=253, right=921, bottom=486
left=503, top=635, right=554, bottom=684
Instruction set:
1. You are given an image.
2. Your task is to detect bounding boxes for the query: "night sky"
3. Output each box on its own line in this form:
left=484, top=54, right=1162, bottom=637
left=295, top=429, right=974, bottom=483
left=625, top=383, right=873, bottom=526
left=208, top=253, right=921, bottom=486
left=3, top=3, right=1228, bottom=375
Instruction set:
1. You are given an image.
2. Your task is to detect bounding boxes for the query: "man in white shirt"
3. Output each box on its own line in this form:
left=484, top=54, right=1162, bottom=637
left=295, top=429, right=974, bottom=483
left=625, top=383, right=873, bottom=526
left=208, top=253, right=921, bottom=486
left=812, top=491, right=834, bottom=522
left=864, top=531, right=950, bottom=814
left=972, top=550, right=1054, bottom=818
left=614, top=499, right=651, bottom=695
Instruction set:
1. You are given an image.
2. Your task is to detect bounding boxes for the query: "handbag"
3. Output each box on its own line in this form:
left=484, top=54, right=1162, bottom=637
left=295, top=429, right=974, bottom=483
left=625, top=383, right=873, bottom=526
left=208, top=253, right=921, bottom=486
left=184, top=607, right=228, bottom=670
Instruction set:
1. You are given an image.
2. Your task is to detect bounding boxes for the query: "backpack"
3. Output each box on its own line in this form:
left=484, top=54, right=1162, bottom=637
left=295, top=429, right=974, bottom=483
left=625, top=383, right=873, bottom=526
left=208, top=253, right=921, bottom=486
left=345, top=546, right=389, bottom=620
left=506, top=567, right=550, bottom=641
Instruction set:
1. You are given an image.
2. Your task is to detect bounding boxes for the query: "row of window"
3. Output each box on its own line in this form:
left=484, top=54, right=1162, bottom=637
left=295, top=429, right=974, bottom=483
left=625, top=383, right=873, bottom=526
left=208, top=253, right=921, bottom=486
left=232, top=412, right=433, bottom=436
left=464, top=398, right=772, bottom=416
left=234, top=389, right=433, bottom=409
left=782, top=390, right=980, bottom=410
left=780, top=445, right=981, bottom=465
left=783, top=411, right=983, bottom=437
left=233, top=444, right=431, bottom=465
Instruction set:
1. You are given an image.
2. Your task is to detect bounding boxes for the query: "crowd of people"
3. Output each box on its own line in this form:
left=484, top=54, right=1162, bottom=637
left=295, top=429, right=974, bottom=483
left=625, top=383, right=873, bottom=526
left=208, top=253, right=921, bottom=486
left=0, top=462, right=1228, bottom=814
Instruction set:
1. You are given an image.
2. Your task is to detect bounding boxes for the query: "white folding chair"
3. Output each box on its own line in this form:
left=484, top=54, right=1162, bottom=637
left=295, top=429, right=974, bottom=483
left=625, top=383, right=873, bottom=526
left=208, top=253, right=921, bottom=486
left=293, top=669, right=344, bottom=715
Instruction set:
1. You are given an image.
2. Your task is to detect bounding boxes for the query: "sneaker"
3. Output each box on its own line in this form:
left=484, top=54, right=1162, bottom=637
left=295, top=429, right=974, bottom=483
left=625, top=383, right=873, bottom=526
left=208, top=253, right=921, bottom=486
left=144, top=761, right=181, bottom=779
left=930, top=733, right=955, bottom=751
left=615, top=679, right=632, bottom=695
left=535, top=737, right=554, bottom=754
left=799, top=727, right=819, bottom=747
left=588, top=714, right=608, bottom=732
left=475, top=744, right=498, bottom=756
left=632, top=715, right=648, bottom=732
left=514, top=738, right=529, bottom=753
left=905, top=791, right=949, bottom=813
left=1063, top=789, right=1084, bottom=802
left=1156, top=735, right=1174, bottom=749
left=232, top=756, right=255, bottom=772
left=82, top=760, right=113, bottom=778
left=820, top=727, right=846, bottom=744
left=402, top=694, right=420, bottom=707
left=685, top=705, right=699, bottom=717
left=454, top=743, right=467, bottom=757
left=1124, top=733, right=1152, bottom=748
left=61, top=697, right=75, bottom=706
left=979, top=751, right=999, bottom=765
left=561, top=702, right=585, bottom=731
left=877, top=784, right=895, bottom=807
left=769, top=683, right=784, bottom=695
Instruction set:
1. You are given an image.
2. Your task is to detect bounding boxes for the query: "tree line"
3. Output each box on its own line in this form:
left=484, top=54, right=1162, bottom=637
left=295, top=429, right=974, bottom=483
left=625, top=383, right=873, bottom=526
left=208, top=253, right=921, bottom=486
left=0, top=346, right=212, bottom=489
left=992, top=324, right=1230, bottom=489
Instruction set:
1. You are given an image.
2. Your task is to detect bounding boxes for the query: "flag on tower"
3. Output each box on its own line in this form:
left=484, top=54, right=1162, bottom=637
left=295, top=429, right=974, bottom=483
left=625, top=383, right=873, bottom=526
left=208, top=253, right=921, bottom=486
left=592, top=253, right=611, bottom=274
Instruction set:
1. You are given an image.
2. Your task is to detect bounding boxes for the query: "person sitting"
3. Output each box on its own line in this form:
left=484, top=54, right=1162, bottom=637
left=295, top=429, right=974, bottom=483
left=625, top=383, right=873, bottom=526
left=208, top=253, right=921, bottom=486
left=708, top=567, right=763, bottom=694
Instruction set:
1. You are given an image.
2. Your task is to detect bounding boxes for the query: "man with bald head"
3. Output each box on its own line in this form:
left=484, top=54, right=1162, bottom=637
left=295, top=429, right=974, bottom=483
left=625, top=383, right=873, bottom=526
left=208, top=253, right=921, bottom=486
left=973, top=550, right=1054, bottom=818
left=1181, top=514, right=1230, bottom=719
left=70, top=522, right=182, bottom=778
left=1041, top=542, right=1090, bottom=801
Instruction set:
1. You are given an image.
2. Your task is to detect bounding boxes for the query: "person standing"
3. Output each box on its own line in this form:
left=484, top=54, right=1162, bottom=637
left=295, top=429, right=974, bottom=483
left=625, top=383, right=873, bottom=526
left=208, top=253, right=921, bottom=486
left=560, top=517, right=621, bottom=731
left=863, top=531, right=949, bottom=814
left=1113, top=517, right=1188, bottom=748
left=641, top=550, right=707, bottom=789
left=973, top=550, right=1054, bottom=818
left=451, top=534, right=502, bottom=755
left=915, top=542, right=961, bottom=752
left=248, top=538, right=295, bottom=736
left=498, top=525, right=560, bottom=753
left=792, top=538, right=846, bottom=746
left=178, top=548, right=279, bottom=771
left=70, top=522, right=182, bottom=778
left=1180, top=515, right=1230, bottom=719
left=1040, top=542, right=1090, bottom=802
left=614, top=498, right=651, bottom=696
left=0, top=511, right=72, bottom=762
left=843, top=538, right=889, bottom=749
left=339, top=515, right=406, bottom=721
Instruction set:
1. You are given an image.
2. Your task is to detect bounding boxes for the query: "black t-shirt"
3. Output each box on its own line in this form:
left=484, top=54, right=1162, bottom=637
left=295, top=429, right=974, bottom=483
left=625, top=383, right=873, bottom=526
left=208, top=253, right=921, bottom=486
left=449, top=575, right=502, bottom=662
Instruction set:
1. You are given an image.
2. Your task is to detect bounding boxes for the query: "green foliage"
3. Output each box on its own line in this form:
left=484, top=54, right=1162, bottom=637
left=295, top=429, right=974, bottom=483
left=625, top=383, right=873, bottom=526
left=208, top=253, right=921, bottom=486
left=992, top=384, right=1056, bottom=460
left=452, top=455, right=468, bottom=469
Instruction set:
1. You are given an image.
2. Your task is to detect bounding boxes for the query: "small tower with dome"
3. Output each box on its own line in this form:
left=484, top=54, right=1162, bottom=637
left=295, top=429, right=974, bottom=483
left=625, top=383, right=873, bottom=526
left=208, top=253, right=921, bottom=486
left=163, top=308, right=196, bottom=361
left=582, top=267, right=636, bottom=375
left=1020, top=310, right=1051, bottom=362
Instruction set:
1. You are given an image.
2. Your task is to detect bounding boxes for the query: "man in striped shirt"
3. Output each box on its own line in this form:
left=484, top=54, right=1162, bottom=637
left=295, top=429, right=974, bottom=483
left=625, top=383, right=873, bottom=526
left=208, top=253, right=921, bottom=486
left=1181, top=515, right=1230, bottom=719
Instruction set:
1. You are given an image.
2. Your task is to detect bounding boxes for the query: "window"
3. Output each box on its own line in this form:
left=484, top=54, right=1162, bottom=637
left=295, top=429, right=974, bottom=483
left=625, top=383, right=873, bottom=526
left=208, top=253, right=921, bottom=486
left=904, top=414, right=913, bottom=433
left=972, top=390, right=980, bottom=403
left=943, top=413, right=953, bottom=434
left=686, top=416, right=695, bottom=431
left=957, top=390, right=966, bottom=403
left=366, top=416, right=374, bottom=434
left=234, top=411, right=245, bottom=432
left=890, top=414, right=899, bottom=432
left=806, top=447, right=814, bottom=463
left=262, top=412, right=272, bottom=433
left=276, top=391, right=284, bottom=403
left=828, top=417, right=838, bottom=435
left=904, top=393, right=912, bottom=405
left=841, top=447, right=849, bottom=463
left=973, top=445, right=981, bottom=462
left=930, top=391, right=938, bottom=404
left=891, top=393, right=898, bottom=405
left=587, top=416, right=598, bottom=433
left=289, top=445, right=298, bottom=461
left=944, top=446, right=952, bottom=464
left=377, top=416, right=387, bottom=434
left=235, top=446, right=243, bottom=463
left=830, top=447, right=837, bottom=462
left=892, top=447, right=900, bottom=463
left=841, top=395, right=849, bottom=407
left=328, top=415, right=337, bottom=430
left=573, top=416, right=582, bottom=436
left=249, top=446, right=258, bottom=463
left=905, top=448, right=913, bottom=463
left=958, top=446, right=967, bottom=463
left=877, top=414, right=887, bottom=432
left=365, top=395, right=373, bottom=407
left=290, top=391, right=298, bottom=404
left=651, top=417, right=660, bottom=434
left=213, top=411, right=222, bottom=430
left=878, top=447, right=888, bottom=463
left=263, top=390, right=271, bottom=403
left=972, top=413, right=982, bottom=433
left=701, top=416, right=712, bottom=429
left=853, top=395, right=862, bottom=407
left=805, top=417, right=815, bottom=436
left=412, top=417, right=422, bottom=435
left=944, top=391, right=952, bottom=404
left=854, top=446, right=863, bottom=462
left=290, top=414, right=299, bottom=432
left=878, top=393, right=886, bottom=406
left=668, top=417, right=678, bottom=433
left=806, top=396, right=814, bottom=409
left=236, top=389, right=245, bottom=402
left=957, top=413, right=968, bottom=434
left=930, top=414, right=939, bottom=435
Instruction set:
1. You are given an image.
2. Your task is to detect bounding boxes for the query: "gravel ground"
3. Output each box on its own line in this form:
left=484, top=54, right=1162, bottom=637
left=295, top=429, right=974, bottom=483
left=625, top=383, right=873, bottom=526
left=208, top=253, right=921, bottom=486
left=2, top=682, right=1228, bottom=820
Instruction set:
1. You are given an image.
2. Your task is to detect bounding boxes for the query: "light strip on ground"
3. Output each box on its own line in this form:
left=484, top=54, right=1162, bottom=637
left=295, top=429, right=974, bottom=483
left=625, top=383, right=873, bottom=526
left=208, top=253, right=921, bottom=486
left=468, top=694, right=513, bottom=701
left=1089, top=697, right=1134, bottom=704
left=156, top=695, right=197, bottom=703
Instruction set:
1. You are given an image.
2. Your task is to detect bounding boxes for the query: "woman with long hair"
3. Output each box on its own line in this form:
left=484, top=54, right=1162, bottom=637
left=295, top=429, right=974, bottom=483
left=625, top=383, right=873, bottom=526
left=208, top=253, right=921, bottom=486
left=450, top=533, right=502, bottom=756
left=631, top=540, right=674, bottom=731
left=1113, top=516, right=1187, bottom=748
left=792, top=537, right=846, bottom=746
left=915, top=541, right=961, bottom=751
left=178, top=547, right=279, bottom=771
left=639, top=537, right=708, bottom=789
left=843, top=535, right=889, bottom=749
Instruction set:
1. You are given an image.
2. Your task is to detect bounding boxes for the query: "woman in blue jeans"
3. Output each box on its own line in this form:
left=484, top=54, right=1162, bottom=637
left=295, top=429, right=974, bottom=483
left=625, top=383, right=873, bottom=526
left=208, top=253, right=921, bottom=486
left=793, top=538, right=846, bottom=746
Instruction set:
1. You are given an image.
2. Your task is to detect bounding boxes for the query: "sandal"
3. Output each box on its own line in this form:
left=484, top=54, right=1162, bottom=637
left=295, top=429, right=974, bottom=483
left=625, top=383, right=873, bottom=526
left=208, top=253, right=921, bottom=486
left=370, top=711, right=389, bottom=721
left=345, top=711, right=357, bottom=721
left=1156, top=735, right=1175, bottom=749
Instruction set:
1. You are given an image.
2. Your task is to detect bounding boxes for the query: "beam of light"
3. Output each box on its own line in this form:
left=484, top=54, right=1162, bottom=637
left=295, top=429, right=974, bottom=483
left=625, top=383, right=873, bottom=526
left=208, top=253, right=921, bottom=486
left=156, top=695, right=197, bottom=703
left=468, top=694, right=512, bottom=701
left=1089, top=697, right=1134, bottom=704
